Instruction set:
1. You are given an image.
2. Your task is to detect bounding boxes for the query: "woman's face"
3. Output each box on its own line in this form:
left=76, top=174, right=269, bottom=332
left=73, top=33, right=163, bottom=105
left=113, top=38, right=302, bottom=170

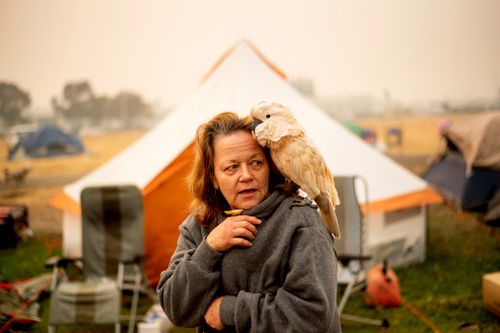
left=213, top=130, right=270, bottom=210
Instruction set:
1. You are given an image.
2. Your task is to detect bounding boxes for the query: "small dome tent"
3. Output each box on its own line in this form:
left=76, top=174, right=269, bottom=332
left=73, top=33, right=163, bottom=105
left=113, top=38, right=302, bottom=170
left=8, top=125, right=84, bottom=160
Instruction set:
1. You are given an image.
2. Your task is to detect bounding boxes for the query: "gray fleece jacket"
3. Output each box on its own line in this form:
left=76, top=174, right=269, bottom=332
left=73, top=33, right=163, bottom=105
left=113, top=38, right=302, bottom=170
left=157, top=191, right=342, bottom=333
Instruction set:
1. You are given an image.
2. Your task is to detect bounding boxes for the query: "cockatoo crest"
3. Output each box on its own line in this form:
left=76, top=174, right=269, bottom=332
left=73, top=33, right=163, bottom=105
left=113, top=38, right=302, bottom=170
left=250, top=101, right=304, bottom=147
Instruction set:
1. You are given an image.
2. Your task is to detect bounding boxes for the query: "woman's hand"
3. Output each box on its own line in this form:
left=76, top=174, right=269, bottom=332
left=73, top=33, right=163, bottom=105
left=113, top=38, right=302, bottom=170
left=207, top=215, right=261, bottom=252
left=204, top=296, right=224, bottom=331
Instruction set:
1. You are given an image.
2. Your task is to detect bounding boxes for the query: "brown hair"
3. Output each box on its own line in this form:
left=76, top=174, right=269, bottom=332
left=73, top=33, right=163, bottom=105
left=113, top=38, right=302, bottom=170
left=186, top=112, right=296, bottom=227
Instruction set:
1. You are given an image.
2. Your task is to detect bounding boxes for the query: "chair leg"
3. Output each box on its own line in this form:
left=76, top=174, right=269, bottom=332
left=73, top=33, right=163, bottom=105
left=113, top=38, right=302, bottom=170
left=341, top=313, right=388, bottom=327
left=115, top=322, right=121, bottom=333
left=128, top=291, right=139, bottom=333
left=128, top=272, right=142, bottom=333
left=48, top=325, right=56, bottom=333
left=338, top=273, right=390, bottom=328
left=338, top=273, right=359, bottom=313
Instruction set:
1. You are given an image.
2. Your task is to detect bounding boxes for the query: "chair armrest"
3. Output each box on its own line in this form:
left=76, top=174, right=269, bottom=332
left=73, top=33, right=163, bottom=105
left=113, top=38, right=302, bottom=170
left=46, top=256, right=85, bottom=291
left=120, top=255, right=143, bottom=266
left=337, top=254, right=372, bottom=267
left=45, top=255, right=84, bottom=268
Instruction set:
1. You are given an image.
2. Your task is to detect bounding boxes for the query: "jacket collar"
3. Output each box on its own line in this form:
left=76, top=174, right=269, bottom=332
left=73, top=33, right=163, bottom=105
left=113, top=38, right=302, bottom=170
left=217, top=191, right=288, bottom=223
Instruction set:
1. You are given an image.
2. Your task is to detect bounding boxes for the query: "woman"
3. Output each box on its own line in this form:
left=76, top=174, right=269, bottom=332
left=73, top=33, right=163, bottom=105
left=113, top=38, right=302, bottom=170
left=157, top=112, right=342, bottom=332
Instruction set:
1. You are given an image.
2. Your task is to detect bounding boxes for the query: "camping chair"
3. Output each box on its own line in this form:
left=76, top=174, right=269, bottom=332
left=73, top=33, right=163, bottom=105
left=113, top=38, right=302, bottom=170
left=334, top=175, right=389, bottom=328
left=47, top=185, right=144, bottom=333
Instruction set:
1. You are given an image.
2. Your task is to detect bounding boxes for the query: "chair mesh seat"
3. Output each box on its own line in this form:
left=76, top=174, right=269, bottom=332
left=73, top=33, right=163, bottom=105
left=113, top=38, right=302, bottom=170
left=48, top=185, right=145, bottom=332
left=53, top=279, right=119, bottom=300
left=50, top=280, right=120, bottom=324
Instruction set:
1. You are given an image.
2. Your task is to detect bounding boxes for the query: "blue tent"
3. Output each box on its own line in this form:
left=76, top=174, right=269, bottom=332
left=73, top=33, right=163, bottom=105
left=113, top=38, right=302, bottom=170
left=8, top=125, right=85, bottom=160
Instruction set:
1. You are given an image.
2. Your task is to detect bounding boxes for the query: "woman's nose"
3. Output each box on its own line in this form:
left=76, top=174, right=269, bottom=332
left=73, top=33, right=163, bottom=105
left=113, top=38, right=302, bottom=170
left=239, top=164, right=253, bottom=181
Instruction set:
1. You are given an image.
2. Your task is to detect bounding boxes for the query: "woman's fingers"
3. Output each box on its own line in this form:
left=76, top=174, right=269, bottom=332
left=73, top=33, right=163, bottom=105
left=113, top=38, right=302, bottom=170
left=230, top=215, right=261, bottom=230
left=233, top=227, right=255, bottom=240
left=230, top=237, right=253, bottom=248
left=229, top=215, right=261, bottom=224
left=206, top=215, right=262, bottom=252
left=231, top=220, right=258, bottom=234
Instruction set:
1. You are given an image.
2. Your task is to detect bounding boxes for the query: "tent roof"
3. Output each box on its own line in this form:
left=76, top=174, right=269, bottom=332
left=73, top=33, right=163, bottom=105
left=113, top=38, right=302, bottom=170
left=56, top=41, right=439, bottom=211
left=444, top=112, right=500, bottom=170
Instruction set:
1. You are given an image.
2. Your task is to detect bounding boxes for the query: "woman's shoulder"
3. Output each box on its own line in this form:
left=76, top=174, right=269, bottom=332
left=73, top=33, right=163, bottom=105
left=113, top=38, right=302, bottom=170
left=288, top=195, right=317, bottom=209
left=285, top=196, right=330, bottom=229
left=284, top=196, right=335, bottom=243
left=281, top=195, right=322, bottom=226
left=179, top=214, right=199, bottom=228
left=179, top=214, right=207, bottom=240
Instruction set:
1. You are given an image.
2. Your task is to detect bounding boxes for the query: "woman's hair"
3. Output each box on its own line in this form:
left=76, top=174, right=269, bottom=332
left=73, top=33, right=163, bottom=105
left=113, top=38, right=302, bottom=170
left=186, top=112, right=296, bottom=227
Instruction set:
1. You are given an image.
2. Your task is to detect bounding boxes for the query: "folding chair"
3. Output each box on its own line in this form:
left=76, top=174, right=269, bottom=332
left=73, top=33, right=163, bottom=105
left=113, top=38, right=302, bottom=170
left=334, top=176, right=389, bottom=328
left=48, top=185, right=144, bottom=333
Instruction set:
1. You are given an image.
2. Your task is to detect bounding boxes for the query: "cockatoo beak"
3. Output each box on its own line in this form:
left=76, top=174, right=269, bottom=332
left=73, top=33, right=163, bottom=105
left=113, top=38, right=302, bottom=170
left=252, top=118, right=263, bottom=131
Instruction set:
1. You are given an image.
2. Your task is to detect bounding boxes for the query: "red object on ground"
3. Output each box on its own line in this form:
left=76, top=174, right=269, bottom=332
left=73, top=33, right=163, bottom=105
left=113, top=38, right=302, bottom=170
left=365, top=262, right=402, bottom=307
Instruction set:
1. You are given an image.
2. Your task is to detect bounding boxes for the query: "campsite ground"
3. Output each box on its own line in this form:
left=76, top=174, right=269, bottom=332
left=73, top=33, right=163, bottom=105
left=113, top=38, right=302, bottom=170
left=1, top=112, right=499, bottom=332
left=0, top=130, right=145, bottom=234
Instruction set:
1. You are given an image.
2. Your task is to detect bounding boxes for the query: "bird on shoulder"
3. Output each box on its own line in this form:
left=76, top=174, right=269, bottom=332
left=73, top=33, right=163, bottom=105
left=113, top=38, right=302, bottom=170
left=250, top=101, right=341, bottom=239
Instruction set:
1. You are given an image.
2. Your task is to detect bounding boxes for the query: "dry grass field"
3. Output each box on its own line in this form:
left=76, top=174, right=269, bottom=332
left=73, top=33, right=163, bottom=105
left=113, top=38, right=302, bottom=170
left=355, top=112, right=483, bottom=175
left=355, top=112, right=474, bottom=156
left=0, top=112, right=486, bottom=235
left=0, top=130, right=145, bottom=233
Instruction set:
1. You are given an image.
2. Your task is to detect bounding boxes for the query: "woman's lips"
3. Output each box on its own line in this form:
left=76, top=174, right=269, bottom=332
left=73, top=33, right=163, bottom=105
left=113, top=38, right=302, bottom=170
left=239, top=188, right=257, bottom=195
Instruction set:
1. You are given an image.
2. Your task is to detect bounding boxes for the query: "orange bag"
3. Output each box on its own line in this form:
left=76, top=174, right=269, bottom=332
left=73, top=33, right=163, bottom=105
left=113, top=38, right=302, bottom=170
left=364, top=262, right=402, bottom=307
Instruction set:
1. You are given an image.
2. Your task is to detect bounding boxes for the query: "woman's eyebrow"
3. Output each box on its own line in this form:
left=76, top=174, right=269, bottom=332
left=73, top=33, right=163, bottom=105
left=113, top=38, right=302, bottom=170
left=220, top=158, right=239, bottom=165
left=249, top=153, right=264, bottom=159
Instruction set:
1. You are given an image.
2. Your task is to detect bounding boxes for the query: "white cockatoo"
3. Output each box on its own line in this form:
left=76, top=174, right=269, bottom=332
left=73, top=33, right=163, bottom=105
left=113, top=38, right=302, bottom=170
left=250, top=101, right=341, bottom=238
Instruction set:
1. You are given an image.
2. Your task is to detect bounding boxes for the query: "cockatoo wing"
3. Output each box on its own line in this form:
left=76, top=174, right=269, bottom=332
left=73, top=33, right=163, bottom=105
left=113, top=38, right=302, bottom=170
left=269, top=136, right=335, bottom=200
left=269, top=136, right=341, bottom=238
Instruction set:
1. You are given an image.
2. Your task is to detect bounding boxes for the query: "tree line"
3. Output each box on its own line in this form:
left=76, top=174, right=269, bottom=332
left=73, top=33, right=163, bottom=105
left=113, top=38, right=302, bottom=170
left=0, top=80, right=153, bottom=129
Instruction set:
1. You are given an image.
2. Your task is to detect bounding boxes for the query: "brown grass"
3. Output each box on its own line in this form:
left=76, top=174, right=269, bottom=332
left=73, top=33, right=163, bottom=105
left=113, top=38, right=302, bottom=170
left=355, top=112, right=486, bottom=175
left=0, top=130, right=145, bottom=233
left=1, top=130, right=145, bottom=178
left=355, top=112, right=477, bottom=156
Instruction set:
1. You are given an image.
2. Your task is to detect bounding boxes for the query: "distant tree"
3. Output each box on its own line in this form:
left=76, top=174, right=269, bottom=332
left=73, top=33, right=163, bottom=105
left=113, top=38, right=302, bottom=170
left=92, top=95, right=113, bottom=125
left=0, top=82, right=31, bottom=126
left=111, top=91, right=153, bottom=128
left=52, top=80, right=96, bottom=122
left=52, top=81, right=154, bottom=129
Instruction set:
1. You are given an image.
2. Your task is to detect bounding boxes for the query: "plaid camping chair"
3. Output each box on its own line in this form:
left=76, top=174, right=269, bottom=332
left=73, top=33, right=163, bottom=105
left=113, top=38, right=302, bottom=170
left=48, top=185, right=144, bottom=333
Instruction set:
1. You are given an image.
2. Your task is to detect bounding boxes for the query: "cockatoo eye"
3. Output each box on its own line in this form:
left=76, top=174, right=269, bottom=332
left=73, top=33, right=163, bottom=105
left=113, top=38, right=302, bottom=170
left=266, top=114, right=271, bottom=119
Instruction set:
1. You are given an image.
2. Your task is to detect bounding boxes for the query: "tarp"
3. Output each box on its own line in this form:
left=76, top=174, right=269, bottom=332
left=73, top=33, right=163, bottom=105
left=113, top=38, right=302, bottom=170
left=8, top=125, right=84, bottom=160
left=51, top=41, right=442, bottom=285
left=435, top=112, right=500, bottom=170
left=424, top=112, right=500, bottom=224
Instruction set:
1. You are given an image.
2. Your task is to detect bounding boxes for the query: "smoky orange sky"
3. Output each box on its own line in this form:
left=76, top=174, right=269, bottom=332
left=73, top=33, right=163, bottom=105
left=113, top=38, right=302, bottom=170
left=1, top=0, right=500, bottom=113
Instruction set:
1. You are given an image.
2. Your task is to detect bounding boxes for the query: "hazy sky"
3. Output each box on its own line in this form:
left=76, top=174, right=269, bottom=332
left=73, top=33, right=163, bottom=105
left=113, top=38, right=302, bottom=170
left=1, top=0, right=500, bottom=112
